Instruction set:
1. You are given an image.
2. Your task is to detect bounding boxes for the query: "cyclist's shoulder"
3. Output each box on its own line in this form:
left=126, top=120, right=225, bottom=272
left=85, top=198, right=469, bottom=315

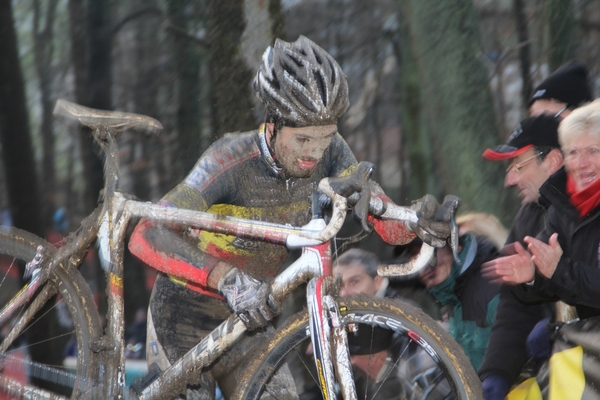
left=207, top=129, right=260, bottom=155
left=196, top=130, right=261, bottom=170
left=179, top=130, right=262, bottom=194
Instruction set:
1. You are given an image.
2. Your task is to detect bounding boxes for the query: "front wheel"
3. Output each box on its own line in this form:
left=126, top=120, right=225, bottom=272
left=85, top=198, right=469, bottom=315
left=233, top=295, right=482, bottom=399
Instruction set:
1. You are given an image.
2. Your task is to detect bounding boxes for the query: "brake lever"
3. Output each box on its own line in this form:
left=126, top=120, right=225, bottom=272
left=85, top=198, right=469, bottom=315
left=450, top=213, right=460, bottom=264
left=353, top=180, right=372, bottom=232
left=440, top=195, right=461, bottom=264
left=324, top=162, right=375, bottom=231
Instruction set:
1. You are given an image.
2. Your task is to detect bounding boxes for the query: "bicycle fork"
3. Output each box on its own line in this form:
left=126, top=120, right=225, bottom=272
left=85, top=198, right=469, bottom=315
left=307, top=277, right=357, bottom=400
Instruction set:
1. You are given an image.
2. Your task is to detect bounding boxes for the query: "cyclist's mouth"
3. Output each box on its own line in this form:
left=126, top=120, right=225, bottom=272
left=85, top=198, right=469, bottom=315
left=297, top=159, right=317, bottom=169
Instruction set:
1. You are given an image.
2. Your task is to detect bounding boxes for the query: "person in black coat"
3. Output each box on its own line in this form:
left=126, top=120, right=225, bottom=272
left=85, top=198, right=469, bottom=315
left=479, top=115, right=564, bottom=397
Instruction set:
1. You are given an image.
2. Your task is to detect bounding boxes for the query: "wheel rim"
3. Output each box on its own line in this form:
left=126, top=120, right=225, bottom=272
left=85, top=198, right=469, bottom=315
left=236, top=296, right=481, bottom=400
left=0, top=229, right=101, bottom=399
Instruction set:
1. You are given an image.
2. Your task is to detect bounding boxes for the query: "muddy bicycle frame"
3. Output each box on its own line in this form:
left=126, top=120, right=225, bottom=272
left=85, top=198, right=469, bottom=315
left=1, top=100, right=436, bottom=399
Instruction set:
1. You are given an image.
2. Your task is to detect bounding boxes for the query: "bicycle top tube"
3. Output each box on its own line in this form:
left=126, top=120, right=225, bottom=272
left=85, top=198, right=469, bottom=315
left=118, top=191, right=347, bottom=249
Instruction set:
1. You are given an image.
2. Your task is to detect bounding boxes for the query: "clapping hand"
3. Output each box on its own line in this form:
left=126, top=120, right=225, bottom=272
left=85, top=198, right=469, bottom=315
left=481, top=241, right=535, bottom=285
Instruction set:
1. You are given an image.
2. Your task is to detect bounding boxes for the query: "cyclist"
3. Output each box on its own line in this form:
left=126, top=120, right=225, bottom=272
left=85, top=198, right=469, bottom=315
left=129, top=35, right=452, bottom=398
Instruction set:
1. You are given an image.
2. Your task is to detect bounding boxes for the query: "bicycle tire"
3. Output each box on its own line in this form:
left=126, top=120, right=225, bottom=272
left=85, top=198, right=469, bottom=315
left=0, top=227, right=102, bottom=399
left=233, top=295, right=482, bottom=400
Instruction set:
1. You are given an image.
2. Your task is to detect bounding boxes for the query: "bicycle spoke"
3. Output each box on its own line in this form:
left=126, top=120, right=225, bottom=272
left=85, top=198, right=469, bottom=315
left=1, top=353, right=80, bottom=389
left=0, top=257, right=18, bottom=291
left=0, top=229, right=101, bottom=399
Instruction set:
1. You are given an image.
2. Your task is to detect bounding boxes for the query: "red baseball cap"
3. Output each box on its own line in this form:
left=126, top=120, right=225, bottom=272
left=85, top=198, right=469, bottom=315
left=483, top=115, right=560, bottom=161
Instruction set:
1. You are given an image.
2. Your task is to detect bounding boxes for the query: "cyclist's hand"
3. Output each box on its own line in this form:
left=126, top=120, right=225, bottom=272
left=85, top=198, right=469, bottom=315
left=407, top=194, right=460, bottom=247
left=218, top=268, right=281, bottom=331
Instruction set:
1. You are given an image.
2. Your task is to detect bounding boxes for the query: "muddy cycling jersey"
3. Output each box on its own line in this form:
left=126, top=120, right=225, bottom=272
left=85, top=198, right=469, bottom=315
left=129, top=125, right=414, bottom=298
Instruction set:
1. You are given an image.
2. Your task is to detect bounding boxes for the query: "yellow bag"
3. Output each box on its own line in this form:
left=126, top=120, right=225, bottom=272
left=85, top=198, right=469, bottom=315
left=507, top=318, right=600, bottom=400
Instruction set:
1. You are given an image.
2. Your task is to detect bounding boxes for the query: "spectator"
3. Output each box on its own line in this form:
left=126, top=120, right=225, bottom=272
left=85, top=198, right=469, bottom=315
left=528, top=61, right=592, bottom=118
left=479, top=61, right=593, bottom=400
left=334, top=248, right=392, bottom=298
left=418, top=232, right=500, bottom=371
left=456, top=212, right=508, bottom=251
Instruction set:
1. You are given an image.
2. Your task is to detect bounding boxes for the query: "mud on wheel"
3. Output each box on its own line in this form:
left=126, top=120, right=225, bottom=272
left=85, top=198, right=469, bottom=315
left=232, top=295, right=482, bottom=400
left=0, top=228, right=102, bottom=399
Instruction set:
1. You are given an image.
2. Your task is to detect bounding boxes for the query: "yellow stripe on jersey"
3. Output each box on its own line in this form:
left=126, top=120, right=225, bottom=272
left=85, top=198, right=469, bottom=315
left=195, top=202, right=310, bottom=256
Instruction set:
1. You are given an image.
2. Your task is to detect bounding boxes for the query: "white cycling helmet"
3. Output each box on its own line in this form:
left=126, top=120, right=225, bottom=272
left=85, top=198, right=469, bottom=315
left=253, top=36, right=350, bottom=127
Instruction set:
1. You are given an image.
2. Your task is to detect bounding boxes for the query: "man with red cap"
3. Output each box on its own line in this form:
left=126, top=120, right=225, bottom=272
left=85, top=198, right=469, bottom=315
left=479, top=115, right=563, bottom=399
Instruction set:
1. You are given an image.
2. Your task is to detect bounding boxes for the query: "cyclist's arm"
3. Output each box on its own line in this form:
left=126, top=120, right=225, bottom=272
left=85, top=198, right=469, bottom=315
left=328, top=135, right=416, bottom=246
left=128, top=201, right=231, bottom=290
left=368, top=191, right=416, bottom=245
left=128, top=137, right=244, bottom=290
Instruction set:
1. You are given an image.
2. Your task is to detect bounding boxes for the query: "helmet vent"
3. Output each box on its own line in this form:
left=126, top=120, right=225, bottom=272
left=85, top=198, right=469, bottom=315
left=283, top=61, right=306, bottom=87
left=313, top=48, right=323, bottom=65
left=328, top=59, right=337, bottom=86
left=288, top=54, right=304, bottom=68
left=313, top=70, right=327, bottom=106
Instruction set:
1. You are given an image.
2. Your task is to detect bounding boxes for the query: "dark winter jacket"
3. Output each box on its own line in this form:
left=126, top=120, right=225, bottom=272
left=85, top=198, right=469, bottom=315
left=478, top=202, right=554, bottom=384
left=524, top=167, right=600, bottom=320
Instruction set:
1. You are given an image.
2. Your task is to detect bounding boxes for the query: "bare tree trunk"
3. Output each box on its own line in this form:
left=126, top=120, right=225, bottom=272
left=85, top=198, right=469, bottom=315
left=33, top=0, right=59, bottom=229
left=67, top=0, right=90, bottom=217
left=394, top=12, right=435, bottom=200
left=402, top=0, right=516, bottom=223
left=131, top=0, right=161, bottom=200
left=268, top=0, right=285, bottom=39
left=167, top=0, right=203, bottom=177
left=77, top=0, right=112, bottom=215
left=547, top=0, right=576, bottom=71
left=514, top=0, right=533, bottom=109
left=0, top=1, right=64, bottom=392
left=207, top=0, right=255, bottom=137
left=85, top=0, right=113, bottom=319
left=0, top=0, right=43, bottom=237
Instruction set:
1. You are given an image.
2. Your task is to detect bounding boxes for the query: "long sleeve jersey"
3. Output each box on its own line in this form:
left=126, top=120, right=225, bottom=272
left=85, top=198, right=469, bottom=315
left=129, top=127, right=414, bottom=298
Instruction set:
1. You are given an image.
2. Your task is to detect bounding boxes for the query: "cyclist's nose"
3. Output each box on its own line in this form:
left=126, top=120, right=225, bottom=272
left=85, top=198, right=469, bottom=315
left=302, top=144, right=320, bottom=159
left=340, top=286, right=350, bottom=297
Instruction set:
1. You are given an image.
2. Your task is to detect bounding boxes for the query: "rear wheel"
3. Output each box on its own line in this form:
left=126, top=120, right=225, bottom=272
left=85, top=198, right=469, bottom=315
left=0, top=228, right=102, bottom=399
left=233, top=296, right=482, bottom=399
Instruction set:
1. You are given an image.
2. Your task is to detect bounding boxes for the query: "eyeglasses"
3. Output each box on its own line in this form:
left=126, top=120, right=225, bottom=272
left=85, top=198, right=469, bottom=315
left=506, top=152, right=543, bottom=173
left=554, top=105, right=568, bottom=119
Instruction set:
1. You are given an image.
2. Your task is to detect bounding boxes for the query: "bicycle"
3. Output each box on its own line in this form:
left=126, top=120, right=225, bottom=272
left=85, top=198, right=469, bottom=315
left=0, top=99, right=482, bottom=399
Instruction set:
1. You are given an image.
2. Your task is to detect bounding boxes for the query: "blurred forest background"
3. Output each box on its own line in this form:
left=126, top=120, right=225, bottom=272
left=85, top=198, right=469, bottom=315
left=1, top=0, right=599, bottom=324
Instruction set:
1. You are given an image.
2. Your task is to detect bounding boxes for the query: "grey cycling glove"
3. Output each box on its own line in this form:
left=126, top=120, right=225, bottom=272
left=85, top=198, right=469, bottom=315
left=218, top=268, right=280, bottom=331
left=407, top=194, right=459, bottom=247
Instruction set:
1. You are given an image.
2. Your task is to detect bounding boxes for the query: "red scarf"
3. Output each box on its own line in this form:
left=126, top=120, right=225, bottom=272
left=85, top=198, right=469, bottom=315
left=566, top=173, right=600, bottom=218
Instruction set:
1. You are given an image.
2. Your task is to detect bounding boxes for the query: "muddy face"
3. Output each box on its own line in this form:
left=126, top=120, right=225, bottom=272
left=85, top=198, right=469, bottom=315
left=270, top=124, right=337, bottom=178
